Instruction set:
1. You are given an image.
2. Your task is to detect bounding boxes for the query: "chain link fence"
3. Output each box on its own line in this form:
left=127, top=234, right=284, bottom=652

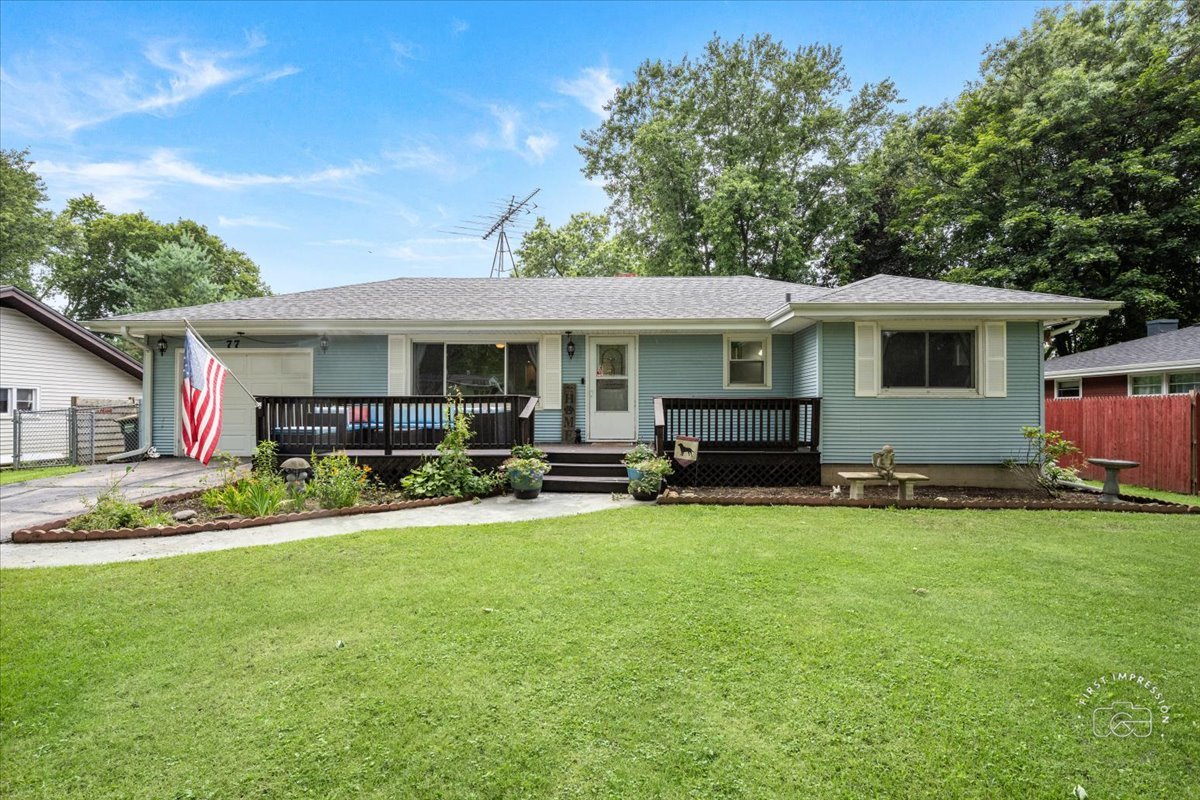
left=4, top=404, right=140, bottom=469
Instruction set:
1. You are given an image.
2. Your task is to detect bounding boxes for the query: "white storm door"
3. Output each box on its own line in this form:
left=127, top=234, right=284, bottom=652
left=588, top=336, right=637, bottom=441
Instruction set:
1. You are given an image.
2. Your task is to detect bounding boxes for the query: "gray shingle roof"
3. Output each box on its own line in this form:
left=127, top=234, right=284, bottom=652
left=1045, top=325, right=1200, bottom=376
left=100, top=276, right=828, bottom=323
left=810, top=274, right=1102, bottom=304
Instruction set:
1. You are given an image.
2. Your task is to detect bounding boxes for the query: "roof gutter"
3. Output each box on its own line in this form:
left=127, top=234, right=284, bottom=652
left=769, top=300, right=1120, bottom=327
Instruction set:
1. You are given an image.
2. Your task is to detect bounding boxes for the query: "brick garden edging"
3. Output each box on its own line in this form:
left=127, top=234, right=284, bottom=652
left=657, top=492, right=1199, bottom=514
left=10, top=493, right=470, bottom=543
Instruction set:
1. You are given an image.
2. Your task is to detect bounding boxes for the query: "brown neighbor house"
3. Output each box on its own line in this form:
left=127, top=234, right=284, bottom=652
left=1044, top=320, right=1200, bottom=400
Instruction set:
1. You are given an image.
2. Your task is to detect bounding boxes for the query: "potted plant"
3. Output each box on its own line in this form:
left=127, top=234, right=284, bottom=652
left=627, top=456, right=673, bottom=502
left=504, top=444, right=551, bottom=500
left=622, top=442, right=657, bottom=480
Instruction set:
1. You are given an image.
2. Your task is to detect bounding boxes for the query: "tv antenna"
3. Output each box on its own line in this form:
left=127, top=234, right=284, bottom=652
left=443, top=189, right=540, bottom=277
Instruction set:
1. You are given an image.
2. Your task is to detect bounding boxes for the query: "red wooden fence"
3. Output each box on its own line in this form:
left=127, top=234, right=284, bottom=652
left=1045, top=393, right=1199, bottom=495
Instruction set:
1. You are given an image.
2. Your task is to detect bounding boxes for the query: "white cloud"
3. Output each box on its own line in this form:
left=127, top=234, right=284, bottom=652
left=555, top=66, right=619, bottom=117
left=472, top=104, right=557, bottom=163
left=36, top=149, right=376, bottom=210
left=384, top=143, right=477, bottom=180
left=390, top=39, right=420, bottom=65
left=1, top=33, right=300, bottom=136
left=231, top=65, right=302, bottom=95
left=524, top=133, right=558, bottom=164
left=450, top=18, right=470, bottom=36
left=218, top=215, right=290, bottom=229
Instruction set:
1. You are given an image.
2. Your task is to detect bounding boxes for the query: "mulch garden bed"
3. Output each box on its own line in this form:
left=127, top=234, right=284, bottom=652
left=660, top=485, right=1199, bottom=514
left=10, top=488, right=471, bottom=544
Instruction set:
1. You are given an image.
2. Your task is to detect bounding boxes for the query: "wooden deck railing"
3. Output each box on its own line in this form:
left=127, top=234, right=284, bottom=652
left=653, top=396, right=820, bottom=454
left=256, top=395, right=538, bottom=455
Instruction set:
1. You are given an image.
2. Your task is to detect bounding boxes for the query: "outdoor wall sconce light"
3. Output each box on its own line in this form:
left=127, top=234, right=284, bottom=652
left=319, top=334, right=329, bottom=354
left=156, top=335, right=168, bottom=357
left=566, top=332, right=576, bottom=360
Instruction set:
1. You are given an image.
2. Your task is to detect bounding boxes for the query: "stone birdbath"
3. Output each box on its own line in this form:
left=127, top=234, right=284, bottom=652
left=1087, top=458, right=1139, bottom=504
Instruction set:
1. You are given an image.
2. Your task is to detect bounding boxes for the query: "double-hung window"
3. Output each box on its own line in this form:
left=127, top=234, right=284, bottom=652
left=724, top=335, right=771, bottom=388
left=1054, top=378, right=1082, bottom=399
left=412, top=342, right=538, bottom=396
left=0, top=387, right=37, bottom=414
left=1130, top=374, right=1164, bottom=396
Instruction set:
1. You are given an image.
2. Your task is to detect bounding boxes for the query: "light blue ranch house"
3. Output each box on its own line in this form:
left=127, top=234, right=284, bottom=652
left=88, top=274, right=1117, bottom=490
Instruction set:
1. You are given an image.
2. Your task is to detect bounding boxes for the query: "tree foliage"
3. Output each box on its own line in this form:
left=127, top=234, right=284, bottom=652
left=48, top=195, right=271, bottom=319
left=579, top=33, right=897, bottom=282
left=884, top=0, right=1199, bottom=350
left=514, top=213, right=640, bottom=277
left=0, top=149, right=57, bottom=294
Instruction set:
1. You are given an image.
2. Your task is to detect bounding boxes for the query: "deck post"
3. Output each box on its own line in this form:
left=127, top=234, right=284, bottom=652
left=383, top=397, right=394, bottom=456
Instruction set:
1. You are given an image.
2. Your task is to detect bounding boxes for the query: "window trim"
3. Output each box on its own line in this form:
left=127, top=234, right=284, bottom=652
left=410, top=338, right=541, bottom=396
left=1054, top=378, right=1082, bottom=399
left=0, top=387, right=39, bottom=414
left=1128, top=373, right=1166, bottom=396
left=876, top=321, right=983, bottom=398
left=722, top=334, right=772, bottom=390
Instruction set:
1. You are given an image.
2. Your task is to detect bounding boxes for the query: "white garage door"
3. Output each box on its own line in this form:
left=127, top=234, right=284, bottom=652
left=177, top=349, right=313, bottom=456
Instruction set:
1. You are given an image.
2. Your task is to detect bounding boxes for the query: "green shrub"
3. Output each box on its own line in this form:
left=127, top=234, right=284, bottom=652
left=252, top=439, right=279, bottom=478
left=1003, top=425, right=1082, bottom=497
left=401, top=391, right=501, bottom=499
left=202, top=476, right=291, bottom=517
left=622, top=442, right=657, bottom=467
left=72, top=482, right=172, bottom=531
left=311, top=452, right=370, bottom=509
left=627, top=456, right=674, bottom=497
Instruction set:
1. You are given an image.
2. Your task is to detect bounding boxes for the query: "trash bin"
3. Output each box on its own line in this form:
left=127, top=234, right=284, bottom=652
left=116, top=414, right=140, bottom=451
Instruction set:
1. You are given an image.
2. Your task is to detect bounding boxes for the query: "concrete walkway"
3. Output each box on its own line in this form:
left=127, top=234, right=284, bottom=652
left=0, top=458, right=227, bottom=542
left=0, top=492, right=630, bottom=568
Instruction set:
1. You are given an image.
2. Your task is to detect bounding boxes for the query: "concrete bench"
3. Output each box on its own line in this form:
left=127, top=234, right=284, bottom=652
left=837, top=471, right=931, bottom=501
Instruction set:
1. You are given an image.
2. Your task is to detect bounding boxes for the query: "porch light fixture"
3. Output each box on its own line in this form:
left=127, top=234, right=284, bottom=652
left=156, top=335, right=168, bottom=357
left=566, top=332, right=575, bottom=360
left=319, top=334, right=329, bottom=354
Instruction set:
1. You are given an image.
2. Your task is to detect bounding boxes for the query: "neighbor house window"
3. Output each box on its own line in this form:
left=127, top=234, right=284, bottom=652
left=0, top=388, right=36, bottom=414
left=1055, top=379, right=1082, bottom=399
left=881, top=330, right=975, bottom=390
left=1130, top=374, right=1164, bottom=395
left=412, top=342, right=538, bottom=396
left=724, top=335, right=771, bottom=388
left=1169, top=371, right=1200, bottom=394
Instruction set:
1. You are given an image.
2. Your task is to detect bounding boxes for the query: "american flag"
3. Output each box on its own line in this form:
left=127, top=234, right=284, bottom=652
left=181, top=329, right=228, bottom=465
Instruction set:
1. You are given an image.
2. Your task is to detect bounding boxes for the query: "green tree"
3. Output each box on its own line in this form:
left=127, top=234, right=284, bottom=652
left=514, top=213, right=640, bottom=277
left=579, top=33, right=897, bottom=282
left=48, top=196, right=271, bottom=319
left=893, top=0, right=1199, bottom=350
left=113, top=234, right=226, bottom=313
left=0, top=149, right=56, bottom=294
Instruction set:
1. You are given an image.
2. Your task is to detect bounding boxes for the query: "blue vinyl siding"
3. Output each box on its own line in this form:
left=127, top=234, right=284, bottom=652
left=635, top=334, right=793, bottom=441
left=532, top=335, right=585, bottom=443
left=819, top=321, right=1042, bottom=463
left=792, top=324, right=820, bottom=396
left=150, top=335, right=388, bottom=455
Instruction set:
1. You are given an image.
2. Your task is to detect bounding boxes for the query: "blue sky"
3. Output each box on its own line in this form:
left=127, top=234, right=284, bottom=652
left=1, top=0, right=1051, bottom=294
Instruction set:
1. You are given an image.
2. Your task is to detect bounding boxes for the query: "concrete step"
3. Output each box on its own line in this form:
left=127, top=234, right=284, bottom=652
left=549, top=461, right=629, bottom=478
left=542, top=474, right=628, bottom=494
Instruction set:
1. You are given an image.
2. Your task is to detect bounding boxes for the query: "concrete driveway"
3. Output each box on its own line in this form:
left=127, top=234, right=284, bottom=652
left=0, top=458, right=225, bottom=541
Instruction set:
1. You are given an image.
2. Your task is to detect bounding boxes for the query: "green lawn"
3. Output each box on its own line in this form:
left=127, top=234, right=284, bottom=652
left=2, top=507, right=1197, bottom=799
left=1081, top=479, right=1199, bottom=507
left=0, top=464, right=81, bottom=486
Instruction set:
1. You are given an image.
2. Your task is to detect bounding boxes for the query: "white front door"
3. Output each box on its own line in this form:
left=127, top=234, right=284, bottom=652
left=588, top=336, right=637, bottom=441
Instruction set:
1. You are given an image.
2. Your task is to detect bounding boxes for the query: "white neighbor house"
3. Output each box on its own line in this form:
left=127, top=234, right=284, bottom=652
left=0, top=286, right=143, bottom=465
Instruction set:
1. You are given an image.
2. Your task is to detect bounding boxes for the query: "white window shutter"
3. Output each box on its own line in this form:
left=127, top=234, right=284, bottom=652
left=387, top=335, right=409, bottom=394
left=854, top=322, right=879, bottom=397
left=983, top=322, right=1008, bottom=397
left=539, top=335, right=562, bottom=410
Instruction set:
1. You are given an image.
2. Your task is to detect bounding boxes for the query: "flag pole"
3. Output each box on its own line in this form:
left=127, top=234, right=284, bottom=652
left=182, top=319, right=261, bottom=409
